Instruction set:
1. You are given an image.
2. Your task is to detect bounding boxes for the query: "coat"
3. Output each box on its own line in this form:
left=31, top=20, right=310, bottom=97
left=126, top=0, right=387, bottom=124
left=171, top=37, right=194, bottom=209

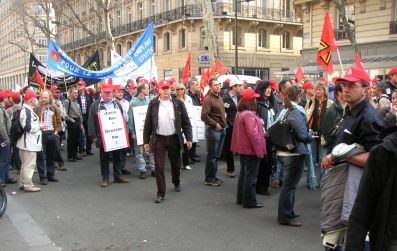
left=322, top=99, right=344, bottom=148
left=16, top=105, right=42, bottom=152
left=222, top=91, right=238, bottom=127
left=143, top=97, right=192, bottom=151
left=231, top=110, right=266, bottom=157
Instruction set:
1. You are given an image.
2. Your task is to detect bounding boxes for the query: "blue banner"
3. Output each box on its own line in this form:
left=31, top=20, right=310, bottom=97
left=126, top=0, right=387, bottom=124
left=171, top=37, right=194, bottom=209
left=47, top=21, right=154, bottom=79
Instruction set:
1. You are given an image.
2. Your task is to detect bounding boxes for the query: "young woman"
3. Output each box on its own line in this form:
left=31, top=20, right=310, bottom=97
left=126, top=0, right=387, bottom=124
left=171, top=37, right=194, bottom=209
left=175, top=83, right=193, bottom=170
left=231, top=88, right=266, bottom=208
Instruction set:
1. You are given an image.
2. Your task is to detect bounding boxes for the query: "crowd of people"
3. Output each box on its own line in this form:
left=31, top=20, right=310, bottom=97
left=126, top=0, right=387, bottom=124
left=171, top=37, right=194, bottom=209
left=1, top=66, right=397, bottom=250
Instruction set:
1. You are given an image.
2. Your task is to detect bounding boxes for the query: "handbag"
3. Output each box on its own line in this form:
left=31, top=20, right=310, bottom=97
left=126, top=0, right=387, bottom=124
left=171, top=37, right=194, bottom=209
left=266, top=109, right=296, bottom=151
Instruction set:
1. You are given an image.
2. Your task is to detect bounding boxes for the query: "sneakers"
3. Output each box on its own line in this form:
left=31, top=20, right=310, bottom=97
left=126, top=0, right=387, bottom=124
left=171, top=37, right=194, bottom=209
left=24, top=186, right=41, bottom=192
left=183, top=166, right=192, bottom=170
left=139, top=172, right=146, bottom=179
left=154, top=196, right=165, bottom=203
left=205, top=179, right=222, bottom=186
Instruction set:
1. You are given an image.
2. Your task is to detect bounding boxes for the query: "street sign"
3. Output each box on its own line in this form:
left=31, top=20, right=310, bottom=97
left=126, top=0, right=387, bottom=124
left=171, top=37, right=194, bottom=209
left=198, top=55, right=211, bottom=64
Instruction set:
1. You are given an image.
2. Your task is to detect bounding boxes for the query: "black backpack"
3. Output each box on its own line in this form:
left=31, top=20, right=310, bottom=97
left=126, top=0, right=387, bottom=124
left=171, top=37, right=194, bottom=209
left=10, top=108, right=31, bottom=146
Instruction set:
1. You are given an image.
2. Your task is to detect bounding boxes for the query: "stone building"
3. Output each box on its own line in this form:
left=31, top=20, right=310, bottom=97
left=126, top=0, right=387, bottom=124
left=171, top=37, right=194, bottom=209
left=58, top=0, right=303, bottom=82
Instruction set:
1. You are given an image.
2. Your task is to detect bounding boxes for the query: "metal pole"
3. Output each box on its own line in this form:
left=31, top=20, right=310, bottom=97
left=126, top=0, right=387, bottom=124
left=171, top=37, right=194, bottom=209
left=235, top=0, right=238, bottom=74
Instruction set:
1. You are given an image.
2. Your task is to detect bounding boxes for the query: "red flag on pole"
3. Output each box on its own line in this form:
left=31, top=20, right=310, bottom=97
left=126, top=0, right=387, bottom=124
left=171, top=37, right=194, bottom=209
left=181, top=53, right=191, bottom=84
left=200, top=69, right=209, bottom=92
left=35, top=69, right=45, bottom=90
left=316, top=12, right=338, bottom=74
left=206, top=68, right=214, bottom=80
left=355, top=52, right=365, bottom=70
left=211, top=59, right=227, bottom=78
left=295, top=67, right=305, bottom=82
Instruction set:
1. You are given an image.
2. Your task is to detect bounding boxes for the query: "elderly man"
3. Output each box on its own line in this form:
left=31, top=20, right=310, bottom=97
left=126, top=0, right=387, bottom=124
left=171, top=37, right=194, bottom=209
left=50, top=85, right=66, bottom=171
left=186, top=78, right=201, bottom=163
left=373, top=81, right=391, bottom=118
left=143, top=80, right=192, bottom=203
left=88, top=83, right=129, bottom=187
left=77, top=80, right=94, bottom=156
left=64, top=87, right=83, bottom=162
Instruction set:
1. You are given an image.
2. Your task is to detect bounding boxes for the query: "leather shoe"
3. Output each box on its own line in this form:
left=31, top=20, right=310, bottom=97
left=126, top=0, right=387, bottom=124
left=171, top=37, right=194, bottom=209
left=75, top=156, right=83, bottom=160
left=174, top=185, right=182, bottom=192
left=86, top=151, right=94, bottom=156
left=278, top=220, right=303, bottom=227
left=68, top=158, right=77, bottom=162
left=154, top=196, right=165, bottom=203
left=191, top=156, right=200, bottom=162
left=100, top=180, right=109, bottom=187
left=48, top=177, right=59, bottom=182
left=121, top=169, right=131, bottom=175
left=40, top=179, right=48, bottom=185
left=114, top=178, right=130, bottom=183
left=5, top=178, right=17, bottom=184
left=57, top=166, right=67, bottom=171
left=139, top=172, right=146, bottom=179
left=243, top=203, right=264, bottom=209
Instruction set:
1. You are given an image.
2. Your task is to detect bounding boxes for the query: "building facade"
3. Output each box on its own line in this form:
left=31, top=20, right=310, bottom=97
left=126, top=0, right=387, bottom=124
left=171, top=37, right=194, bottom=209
left=294, top=0, right=397, bottom=79
left=0, top=0, right=50, bottom=90
left=58, top=0, right=303, bottom=82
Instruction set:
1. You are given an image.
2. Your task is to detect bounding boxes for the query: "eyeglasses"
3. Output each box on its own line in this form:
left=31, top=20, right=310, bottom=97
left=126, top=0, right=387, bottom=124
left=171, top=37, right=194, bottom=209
left=161, top=87, right=170, bottom=90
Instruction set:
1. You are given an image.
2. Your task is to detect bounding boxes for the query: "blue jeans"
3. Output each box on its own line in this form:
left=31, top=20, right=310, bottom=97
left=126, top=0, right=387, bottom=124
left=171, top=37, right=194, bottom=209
left=0, top=143, right=11, bottom=182
left=36, top=132, right=57, bottom=180
left=236, top=155, right=260, bottom=207
left=205, top=127, right=225, bottom=182
left=134, top=143, right=154, bottom=173
left=311, top=139, right=327, bottom=178
left=278, top=154, right=306, bottom=223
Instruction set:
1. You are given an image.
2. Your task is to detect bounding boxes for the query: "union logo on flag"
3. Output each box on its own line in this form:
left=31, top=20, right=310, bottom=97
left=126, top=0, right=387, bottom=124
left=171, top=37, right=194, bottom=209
left=318, top=41, right=331, bottom=64
left=51, top=50, right=60, bottom=62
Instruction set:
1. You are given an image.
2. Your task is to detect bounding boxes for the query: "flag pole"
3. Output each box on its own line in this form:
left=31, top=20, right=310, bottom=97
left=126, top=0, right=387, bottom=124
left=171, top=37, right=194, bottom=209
left=336, top=48, right=344, bottom=74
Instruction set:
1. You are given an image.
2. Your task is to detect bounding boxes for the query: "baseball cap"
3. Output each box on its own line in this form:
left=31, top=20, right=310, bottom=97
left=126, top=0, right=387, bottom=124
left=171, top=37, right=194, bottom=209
left=10, top=92, right=20, bottom=100
left=127, top=82, right=136, bottom=89
left=241, top=87, right=259, bottom=100
left=169, top=77, right=176, bottom=84
left=269, top=80, right=278, bottom=91
left=388, top=68, right=397, bottom=75
left=224, top=79, right=231, bottom=84
left=77, top=80, right=86, bottom=86
left=113, top=85, right=124, bottom=91
left=157, top=80, right=171, bottom=89
left=333, top=67, right=371, bottom=85
left=25, top=91, right=37, bottom=100
left=101, top=84, right=114, bottom=92
left=302, top=82, right=315, bottom=90
left=50, top=85, right=59, bottom=91
left=229, top=79, right=242, bottom=87
left=318, top=77, right=328, bottom=83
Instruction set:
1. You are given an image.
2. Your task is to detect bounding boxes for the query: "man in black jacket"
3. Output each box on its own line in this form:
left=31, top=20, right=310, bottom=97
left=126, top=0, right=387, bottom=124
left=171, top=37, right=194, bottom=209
left=143, top=80, right=193, bottom=203
left=385, top=68, right=397, bottom=99
left=221, top=79, right=242, bottom=178
left=186, top=78, right=201, bottom=162
left=77, top=80, right=94, bottom=156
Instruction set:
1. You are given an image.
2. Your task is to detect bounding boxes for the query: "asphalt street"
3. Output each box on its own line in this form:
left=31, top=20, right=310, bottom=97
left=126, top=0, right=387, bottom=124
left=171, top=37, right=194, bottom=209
left=1, top=142, right=322, bottom=251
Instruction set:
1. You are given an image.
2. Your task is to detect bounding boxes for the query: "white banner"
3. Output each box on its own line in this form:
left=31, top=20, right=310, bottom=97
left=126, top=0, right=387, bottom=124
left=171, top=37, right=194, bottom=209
left=184, top=104, right=198, bottom=143
left=194, top=106, right=206, bottom=140
left=132, top=105, right=149, bottom=145
left=98, top=109, right=129, bottom=152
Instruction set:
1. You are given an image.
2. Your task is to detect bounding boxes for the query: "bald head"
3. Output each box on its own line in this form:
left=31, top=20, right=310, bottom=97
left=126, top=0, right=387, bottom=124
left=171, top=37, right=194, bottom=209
left=40, top=91, right=51, bottom=105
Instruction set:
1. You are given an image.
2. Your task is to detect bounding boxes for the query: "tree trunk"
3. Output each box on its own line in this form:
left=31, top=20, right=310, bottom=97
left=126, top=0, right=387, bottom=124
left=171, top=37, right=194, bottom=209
left=333, top=0, right=360, bottom=53
left=201, top=0, right=220, bottom=61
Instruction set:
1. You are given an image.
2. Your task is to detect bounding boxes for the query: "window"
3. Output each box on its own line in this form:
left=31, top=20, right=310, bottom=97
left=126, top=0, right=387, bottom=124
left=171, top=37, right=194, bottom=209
left=179, top=29, right=186, bottom=49
left=127, top=41, right=132, bottom=49
left=181, top=0, right=185, bottom=7
left=282, top=31, right=291, bottom=49
left=164, top=32, right=171, bottom=51
left=153, top=36, right=157, bottom=53
left=137, top=2, right=143, bottom=20
left=232, top=28, right=243, bottom=46
left=165, top=0, right=171, bottom=11
left=116, top=44, right=122, bottom=55
left=337, top=4, right=355, bottom=30
left=127, top=7, right=132, bottom=23
left=116, top=9, right=121, bottom=26
left=258, top=29, right=267, bottom=48
left=200, top=27, right=207, bottom=48
left=151, top=0, right=156, bottom=16
left=282, top=0, right=291, bottom=18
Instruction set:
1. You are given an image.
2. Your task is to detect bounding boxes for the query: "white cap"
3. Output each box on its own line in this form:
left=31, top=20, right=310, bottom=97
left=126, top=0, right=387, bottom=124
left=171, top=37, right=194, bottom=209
left=229, top=79, right=242, bottom=87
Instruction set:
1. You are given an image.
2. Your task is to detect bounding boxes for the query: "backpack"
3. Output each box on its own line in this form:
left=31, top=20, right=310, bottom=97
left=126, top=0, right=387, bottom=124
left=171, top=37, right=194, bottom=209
left=10, top=108, right=31, bottom=146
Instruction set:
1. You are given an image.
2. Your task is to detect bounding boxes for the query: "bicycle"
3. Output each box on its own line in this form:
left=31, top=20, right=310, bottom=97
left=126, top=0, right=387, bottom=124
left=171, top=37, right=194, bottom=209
left=0, top=186, right=7, bottom=217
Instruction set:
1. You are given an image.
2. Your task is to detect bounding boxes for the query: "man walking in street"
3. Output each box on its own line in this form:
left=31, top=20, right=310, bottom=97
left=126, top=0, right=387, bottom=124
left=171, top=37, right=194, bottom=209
left=64, top=87, right=83, bottom=162
left=201, top=78, right=227, bottom=186
left=128, top=83, right=155, bottom=179
left=143, top=80, right=192, bottom=203
left=186, top=78, right=201, bottom=163
left=36, top=91, right=61, bottom=185
left=88, top=83, right=130, bottom=188
left=77, top=80, right=94, bottom=156
left=51, top=85, right=66, bottom=171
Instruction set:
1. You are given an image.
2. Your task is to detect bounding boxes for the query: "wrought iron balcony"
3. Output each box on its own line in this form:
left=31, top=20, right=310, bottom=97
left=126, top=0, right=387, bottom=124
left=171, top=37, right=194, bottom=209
left=62, top=3, right=300, bottom=51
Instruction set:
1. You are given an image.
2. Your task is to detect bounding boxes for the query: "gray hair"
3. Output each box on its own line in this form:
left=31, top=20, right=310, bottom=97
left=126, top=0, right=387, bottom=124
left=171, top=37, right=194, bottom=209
left=187, top=78, right=198, bottom=88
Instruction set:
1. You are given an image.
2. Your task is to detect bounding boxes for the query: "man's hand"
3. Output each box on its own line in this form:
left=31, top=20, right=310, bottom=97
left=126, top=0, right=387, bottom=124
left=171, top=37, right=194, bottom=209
left=186, top=141, right=192, bottom=150
left=39, top=122, right=45, bottom=129
left=215, top=123, right=222, bottom=131
left=321, top=154, right=334, bottom=169
left=144, top=144, right=150, bottom=153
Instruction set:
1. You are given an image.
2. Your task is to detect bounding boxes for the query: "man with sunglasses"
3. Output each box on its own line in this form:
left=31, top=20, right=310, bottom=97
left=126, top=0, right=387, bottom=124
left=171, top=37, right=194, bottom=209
left=143, top=80, right=192, bottom=203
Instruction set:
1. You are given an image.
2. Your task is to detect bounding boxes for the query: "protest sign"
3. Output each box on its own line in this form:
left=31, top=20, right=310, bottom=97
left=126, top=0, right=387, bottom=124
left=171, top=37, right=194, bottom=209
left=98, top=109, right=129, bottom=152
left=132, top=105, right=149, bottom=145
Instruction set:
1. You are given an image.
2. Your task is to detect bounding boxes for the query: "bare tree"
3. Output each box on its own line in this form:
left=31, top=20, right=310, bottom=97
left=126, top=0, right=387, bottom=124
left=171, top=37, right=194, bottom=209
left=96, top=0, right=116, bottom=51
left=201, top=0, right=220, bottom=60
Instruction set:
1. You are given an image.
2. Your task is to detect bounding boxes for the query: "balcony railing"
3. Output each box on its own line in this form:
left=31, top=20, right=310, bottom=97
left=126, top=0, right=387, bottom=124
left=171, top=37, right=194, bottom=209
left=390, top=21, right=397, bottom=34
left=334, top=29, right=354, bottom=41
left=62, top=3, right=300, bottom=51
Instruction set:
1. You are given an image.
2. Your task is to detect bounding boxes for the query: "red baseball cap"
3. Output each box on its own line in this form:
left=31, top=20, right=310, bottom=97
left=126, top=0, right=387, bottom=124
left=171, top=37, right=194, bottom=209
left=77, top=80, right=86, bottom=86
left=25, top=90, right=37, bottom=100
left=101, top=84, right=114, bottom=92
left=333, top=67, right=371, bottom=85
left=388, top=68, right=397, bottom=75
left=142, top=79, right=149, bottom=84
left=50, top=85, right=59, bottom=91
left=224, top=79, right=231, bottom=84
left=0, top=91, right=6, bottom=99
left=151, top=79, right=158, bottom=86
left=269, top=80, right=278, bottom=91
left=169, top=77, right=176, bottom=84
left=318, top=77, right=328, bottom=83
left=127, top=82, right=136, bottom=89
left=10, top=92, right=20, bottom=100
left=113, top=85, right=124, bottom=91
left=157, top=80, right=171, bottom=89
left=241, top=87, right=259, bottom=100
left=372, top=77, right=380, bottom=83
left=302, top=82, right=315, bottom=90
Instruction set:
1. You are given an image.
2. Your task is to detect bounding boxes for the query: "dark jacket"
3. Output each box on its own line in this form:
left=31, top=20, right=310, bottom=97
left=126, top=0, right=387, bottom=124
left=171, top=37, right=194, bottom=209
left=223, top=91, right=239, bottom=127
left=77, top=92, right=94, bottom=119
left=143, top=97, right=192, bottom=151
left=273, top=93, right=284, bottom=116
left=346, top=128, right=397, bottom=251
left=201, top=91, right=227, bottom=129
left=322, top=99, right=344, bottom=148
left=187, top=89, right=200, bottom=106
left=257, top=99, right=274, bottom=129
left=87, top=99, right=123, bottom=149
left=385, top=81, right=397, bottom=99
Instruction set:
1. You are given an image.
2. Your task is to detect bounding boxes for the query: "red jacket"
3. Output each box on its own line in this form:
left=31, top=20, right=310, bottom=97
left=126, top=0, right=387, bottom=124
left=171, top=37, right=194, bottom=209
left=231, top=110, right=266, bottom=157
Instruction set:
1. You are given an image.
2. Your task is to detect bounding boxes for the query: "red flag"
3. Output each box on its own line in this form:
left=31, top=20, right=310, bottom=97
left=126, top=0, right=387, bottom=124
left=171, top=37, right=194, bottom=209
left=200, top=69, right=209, bottom=92
left=181, top=53, right=191, bottom=84
left=206, top=69, right=214, bottom=80
left=316, top=12, right=338, bottom=74
left=211, top=59, right=227, bottom=78
left=355, top=52, right=365, bottom=70
left=35, top=69, right=45, bottom=90
left=295, top=67, right=305, bottom=82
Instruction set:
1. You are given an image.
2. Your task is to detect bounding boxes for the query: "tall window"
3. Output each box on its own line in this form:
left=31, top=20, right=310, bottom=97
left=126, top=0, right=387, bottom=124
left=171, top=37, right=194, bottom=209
left=164, top=32, right=171, bottom=51
left=179, top=29, right=186, bottom=49
left=200, top=27, right=206, bottom=48
left=137, top=2, right=143, bottom=20
left=232, top=28, right=243, bottom=46
left=151, top=0, right=156, bottom=16
left=127, top=7, right=132, bottom=23
left=181, top=0, right=185, bottom=7
left=116, top=44, right=122, bottom=55
left=393, top=0, right=397, bottom=21
left=282, top=31, right=291, bottom=49
left=127, top=41, right=132, bottom=49
left=258, top=29, right=267, bottom=48
left=165, top=0, right=171, bottom=11
left=116, top=9, right=121, bottom=26
left=153, top=36, right=157, bottom=53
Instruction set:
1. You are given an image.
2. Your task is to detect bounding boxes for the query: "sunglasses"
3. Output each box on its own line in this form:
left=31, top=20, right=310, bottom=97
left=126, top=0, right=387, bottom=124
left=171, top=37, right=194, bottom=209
left=176, top=88, right=185, bottom=91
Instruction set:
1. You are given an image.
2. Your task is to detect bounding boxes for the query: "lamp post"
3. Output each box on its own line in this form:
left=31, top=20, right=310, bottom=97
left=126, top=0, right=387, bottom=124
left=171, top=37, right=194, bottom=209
left=234, top=0, right=253, bottom=74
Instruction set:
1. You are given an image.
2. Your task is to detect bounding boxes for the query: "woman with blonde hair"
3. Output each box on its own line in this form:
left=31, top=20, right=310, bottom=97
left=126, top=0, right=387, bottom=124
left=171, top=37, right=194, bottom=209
left=175, top=83, right=194, bottom=170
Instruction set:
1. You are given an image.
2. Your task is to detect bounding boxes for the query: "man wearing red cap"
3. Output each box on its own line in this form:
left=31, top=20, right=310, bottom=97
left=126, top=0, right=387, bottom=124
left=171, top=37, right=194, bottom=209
left=385, top=68, right=397, bottom=99
left=143, top=80, right=192, bottom=203
left=88, top=83, right=130, bottom=187
left=6, top=92, right=22, bottom=172
left=0, top=91, right=17, bottom=187
left=77, top=80, right=94, bottom=156
left=124, top=79, right=136, bottom=102
left=17, top=91, right=43, bottom=192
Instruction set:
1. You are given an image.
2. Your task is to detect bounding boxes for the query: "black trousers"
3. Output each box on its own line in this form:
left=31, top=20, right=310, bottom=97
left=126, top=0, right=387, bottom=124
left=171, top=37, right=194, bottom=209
left=182, top=144, right=190, bottom=167
left=256, top=142, right=274, bottom=193
left=66, top=121, right=80, bottom=159
left=223, top=126, right=235, bottom=172
left=99, top=148, right=122, bottom=181
left=153, top=135, right=181, bottom=197
left=82, top=116, right=92, bottom=153
left=54, top=131, right=64, bottom=166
